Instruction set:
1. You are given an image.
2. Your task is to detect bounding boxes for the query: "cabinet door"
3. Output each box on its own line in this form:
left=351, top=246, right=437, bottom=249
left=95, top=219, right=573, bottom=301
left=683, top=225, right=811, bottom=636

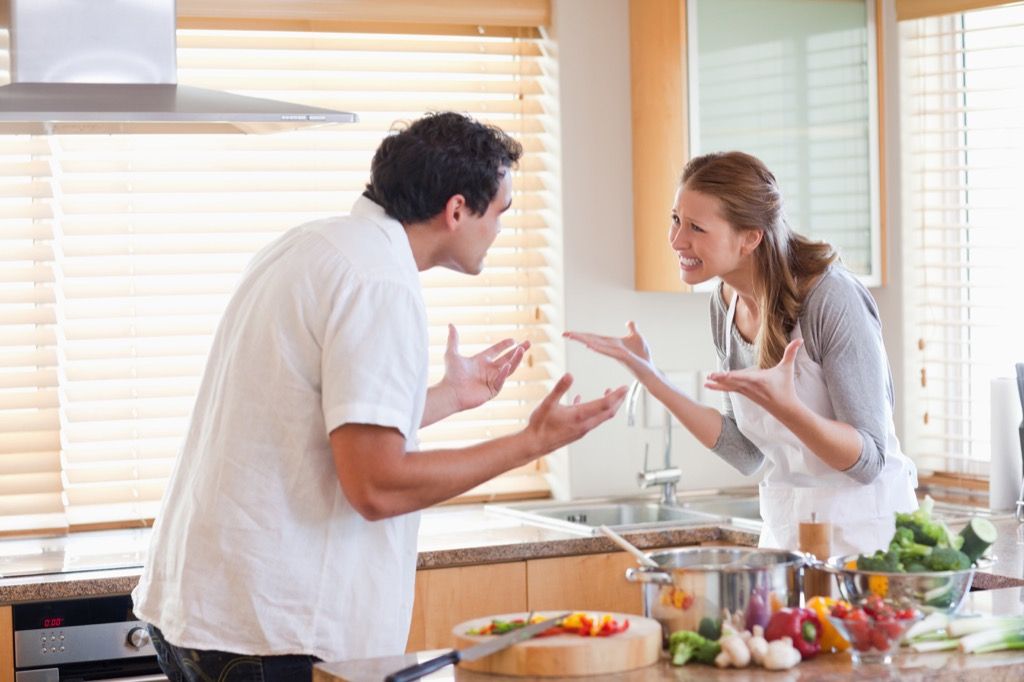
left=406, top=562, right=527, bottom=652
left=1, top=605, right=12, bottom=682
left=526, top=552, right=643, bottom=615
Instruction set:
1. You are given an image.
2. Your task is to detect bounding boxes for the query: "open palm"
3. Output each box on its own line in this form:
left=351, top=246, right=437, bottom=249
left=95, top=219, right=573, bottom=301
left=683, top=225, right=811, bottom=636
left=442, top=324, right=528, bottom=411
left=563, top=321, right=654, bottom=378
left=704, top=338, right=803, bottom=417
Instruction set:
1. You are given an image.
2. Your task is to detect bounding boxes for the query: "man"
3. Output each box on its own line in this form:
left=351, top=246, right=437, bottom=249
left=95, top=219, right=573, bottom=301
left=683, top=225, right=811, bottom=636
left=133, top=112, right=627, bottom=681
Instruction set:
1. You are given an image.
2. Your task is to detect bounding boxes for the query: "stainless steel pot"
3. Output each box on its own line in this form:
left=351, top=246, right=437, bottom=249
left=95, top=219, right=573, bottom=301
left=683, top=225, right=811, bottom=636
left=625, top=547, right=808, bottom=645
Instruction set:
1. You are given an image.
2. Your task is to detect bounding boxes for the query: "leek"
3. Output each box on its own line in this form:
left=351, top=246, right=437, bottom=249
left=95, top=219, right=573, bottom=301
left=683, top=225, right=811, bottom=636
left=910, top=638, right=959, bottom=652
left=905, top=612, right=950, bottom=641
left=958, top=627, right=1024, bottom=654
left=947, top=616, right=1024, bottom=638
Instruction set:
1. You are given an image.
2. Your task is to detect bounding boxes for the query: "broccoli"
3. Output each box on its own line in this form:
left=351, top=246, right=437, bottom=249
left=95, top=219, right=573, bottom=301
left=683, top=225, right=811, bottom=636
left=895, top=495, right=948, bottom=547
left=856, top=549, right=903, bottom=572
left=669, top=630, right=721, bottom=666
left=889, top=525, right=934, bottom=564
left=923, top=547, right=971, bottom=572
left=905, top=561, right=930, bottom=573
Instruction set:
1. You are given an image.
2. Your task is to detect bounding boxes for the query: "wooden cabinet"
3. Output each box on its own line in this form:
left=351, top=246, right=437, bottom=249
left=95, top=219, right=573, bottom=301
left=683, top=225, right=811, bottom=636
left=406, top=551, right=649, bottom=651
left=526, top=552, right=642, bottom=615
left=1, top=605, right=12, bottom=682
left=406, top=561, right=527, bottom=652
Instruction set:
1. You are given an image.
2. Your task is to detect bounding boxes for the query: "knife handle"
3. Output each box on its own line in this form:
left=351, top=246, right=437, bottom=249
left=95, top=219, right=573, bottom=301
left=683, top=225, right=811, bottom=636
left=384, top=649, right=461, bottom=682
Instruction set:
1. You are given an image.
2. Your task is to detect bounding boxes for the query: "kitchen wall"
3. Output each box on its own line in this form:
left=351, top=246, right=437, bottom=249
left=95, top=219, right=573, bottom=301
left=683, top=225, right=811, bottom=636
left=550, top=0, right=906, bottom=499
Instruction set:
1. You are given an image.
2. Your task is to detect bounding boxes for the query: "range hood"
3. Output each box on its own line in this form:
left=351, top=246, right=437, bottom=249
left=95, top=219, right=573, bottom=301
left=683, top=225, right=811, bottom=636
left=0, top=0, right=358, bottom=134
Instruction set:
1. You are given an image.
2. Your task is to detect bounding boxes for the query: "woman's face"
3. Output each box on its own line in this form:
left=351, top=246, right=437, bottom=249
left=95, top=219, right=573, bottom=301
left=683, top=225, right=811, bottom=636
left=669, top=185, right=758, bottom=286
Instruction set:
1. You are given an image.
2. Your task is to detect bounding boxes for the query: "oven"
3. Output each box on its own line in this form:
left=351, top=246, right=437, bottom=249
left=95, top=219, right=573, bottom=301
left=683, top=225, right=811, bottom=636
left=12, top=594, right=166, bottom=681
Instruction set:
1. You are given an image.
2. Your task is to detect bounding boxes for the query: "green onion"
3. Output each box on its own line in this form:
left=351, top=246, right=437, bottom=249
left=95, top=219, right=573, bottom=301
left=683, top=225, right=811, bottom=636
left=910, top=638, right=959, bottom=652
left=958, top=627, right=1024, bottom=654
left=947, top=616, right=1024, bottom=638
left=905, top=612, right=950, bottom=641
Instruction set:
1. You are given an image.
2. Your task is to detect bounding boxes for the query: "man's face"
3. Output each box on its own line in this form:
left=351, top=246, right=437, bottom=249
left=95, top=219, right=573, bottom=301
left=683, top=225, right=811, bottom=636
left=448, top=170, right=513, bottom=275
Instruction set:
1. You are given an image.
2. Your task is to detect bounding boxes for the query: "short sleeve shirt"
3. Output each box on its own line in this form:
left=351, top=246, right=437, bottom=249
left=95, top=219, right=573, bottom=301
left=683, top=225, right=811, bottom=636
left=133, top=197, right=429, bottom=662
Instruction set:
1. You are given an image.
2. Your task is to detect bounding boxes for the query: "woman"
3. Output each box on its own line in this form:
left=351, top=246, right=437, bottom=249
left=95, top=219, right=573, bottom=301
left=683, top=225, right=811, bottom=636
left=565, top=151, right=917, bottom=555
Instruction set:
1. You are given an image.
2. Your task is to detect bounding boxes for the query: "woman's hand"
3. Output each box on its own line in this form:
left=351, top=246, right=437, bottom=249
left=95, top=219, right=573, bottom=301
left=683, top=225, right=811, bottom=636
left=563, top=321, right=655, bottom=378
left=440, top=324, right=528, bottom=412
left=704, top=338, right=804, bottom=419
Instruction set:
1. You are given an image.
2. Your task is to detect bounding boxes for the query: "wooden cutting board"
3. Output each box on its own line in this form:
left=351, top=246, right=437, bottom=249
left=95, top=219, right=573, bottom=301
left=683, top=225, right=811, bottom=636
left=451, top=611, right=661, bottom=677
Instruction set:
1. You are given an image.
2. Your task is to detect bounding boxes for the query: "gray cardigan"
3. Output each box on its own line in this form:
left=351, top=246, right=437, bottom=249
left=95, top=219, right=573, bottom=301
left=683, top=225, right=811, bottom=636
left=708, top=265, right=895, bottom=484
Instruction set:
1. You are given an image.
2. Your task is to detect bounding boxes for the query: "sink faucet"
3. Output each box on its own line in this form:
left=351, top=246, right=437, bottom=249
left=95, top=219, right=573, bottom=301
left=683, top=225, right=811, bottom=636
left=626, top=379, right=681, bottom=505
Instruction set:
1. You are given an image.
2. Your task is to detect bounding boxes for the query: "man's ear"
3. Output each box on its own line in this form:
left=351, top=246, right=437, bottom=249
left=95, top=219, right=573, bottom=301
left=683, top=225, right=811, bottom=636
left=741, top=229, right=764, bottom=256
left=443, top=194, right=467, bottom=231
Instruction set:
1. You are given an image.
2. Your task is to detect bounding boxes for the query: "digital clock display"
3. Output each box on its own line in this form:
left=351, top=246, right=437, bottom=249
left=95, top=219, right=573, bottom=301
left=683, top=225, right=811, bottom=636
left=42, top=617, right=64, bottom=628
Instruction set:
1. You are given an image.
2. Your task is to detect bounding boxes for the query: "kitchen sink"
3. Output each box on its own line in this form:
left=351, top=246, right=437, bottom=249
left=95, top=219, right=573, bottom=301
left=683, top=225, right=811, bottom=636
left=487, top=490, right=999, bottom=537
left=486, top=492, right=761, bottom=536
left=680, top=495, right=762, bottom=522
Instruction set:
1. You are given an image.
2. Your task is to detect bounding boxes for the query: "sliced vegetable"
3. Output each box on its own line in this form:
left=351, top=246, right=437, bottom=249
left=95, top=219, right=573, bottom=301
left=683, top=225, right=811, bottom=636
left=959, top=517, right=997, bottom=564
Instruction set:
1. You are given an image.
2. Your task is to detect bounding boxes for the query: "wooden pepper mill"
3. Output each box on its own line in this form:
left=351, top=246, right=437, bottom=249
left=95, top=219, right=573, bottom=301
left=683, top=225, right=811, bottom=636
left=798, top=513, right=833, bottom=599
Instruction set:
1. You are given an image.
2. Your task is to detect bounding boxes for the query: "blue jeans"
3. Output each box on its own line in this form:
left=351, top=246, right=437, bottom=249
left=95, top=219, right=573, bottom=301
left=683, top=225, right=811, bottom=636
left=148, top=624, right=320, bottom=682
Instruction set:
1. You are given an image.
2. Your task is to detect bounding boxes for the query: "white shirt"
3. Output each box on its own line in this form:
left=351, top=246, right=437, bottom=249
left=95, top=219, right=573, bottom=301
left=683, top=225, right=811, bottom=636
left=133, top=197, right=429, bottom=661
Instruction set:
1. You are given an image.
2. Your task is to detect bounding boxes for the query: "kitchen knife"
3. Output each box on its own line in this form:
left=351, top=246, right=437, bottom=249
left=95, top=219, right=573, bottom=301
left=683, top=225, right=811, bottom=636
left=384, top=612, right=570, bottom=682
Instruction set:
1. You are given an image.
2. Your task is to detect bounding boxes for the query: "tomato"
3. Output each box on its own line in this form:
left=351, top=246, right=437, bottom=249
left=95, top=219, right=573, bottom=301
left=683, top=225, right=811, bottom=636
left=869, top=627, right=891, bottom=651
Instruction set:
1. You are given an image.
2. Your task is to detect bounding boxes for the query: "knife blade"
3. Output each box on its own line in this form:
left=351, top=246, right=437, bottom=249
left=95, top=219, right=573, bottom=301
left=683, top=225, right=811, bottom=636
left=384, top=612, right=570, bottom=682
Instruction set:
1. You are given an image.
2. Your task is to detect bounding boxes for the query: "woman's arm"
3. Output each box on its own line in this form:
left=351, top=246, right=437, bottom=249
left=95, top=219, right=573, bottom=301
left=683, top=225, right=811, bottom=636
left=563, top=319, right=765, bottom=475
left=705, top=270, right=891, bottom=480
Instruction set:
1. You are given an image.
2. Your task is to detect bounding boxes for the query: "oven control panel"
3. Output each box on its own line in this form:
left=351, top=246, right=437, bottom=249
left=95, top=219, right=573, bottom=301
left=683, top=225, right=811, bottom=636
left=15, top=620, right=157, bottom=668
left=13, top=595, right=157, bottom=669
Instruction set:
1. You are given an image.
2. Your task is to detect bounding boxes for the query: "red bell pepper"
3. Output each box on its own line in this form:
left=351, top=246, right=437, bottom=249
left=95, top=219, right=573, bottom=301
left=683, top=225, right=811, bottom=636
left=764, top=608, right=822, bottom=660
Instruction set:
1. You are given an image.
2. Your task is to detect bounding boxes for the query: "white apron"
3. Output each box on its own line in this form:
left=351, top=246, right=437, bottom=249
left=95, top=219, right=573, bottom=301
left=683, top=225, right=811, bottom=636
left=723, top=293, right=918, bottom=557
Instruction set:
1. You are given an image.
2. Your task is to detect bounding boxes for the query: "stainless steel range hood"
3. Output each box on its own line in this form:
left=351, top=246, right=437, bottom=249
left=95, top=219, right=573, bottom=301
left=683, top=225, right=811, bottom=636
left=0, top=0, right=358, bottom=134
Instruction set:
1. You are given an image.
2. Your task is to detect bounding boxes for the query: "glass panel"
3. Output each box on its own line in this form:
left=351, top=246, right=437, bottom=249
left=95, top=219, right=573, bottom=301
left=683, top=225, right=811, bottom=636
left=688, top=0, right=880, bottom=280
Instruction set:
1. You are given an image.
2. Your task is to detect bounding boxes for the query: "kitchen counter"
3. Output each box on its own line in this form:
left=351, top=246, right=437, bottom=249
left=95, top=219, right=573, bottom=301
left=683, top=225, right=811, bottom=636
left=315, top=588, right=1024, bottom=682
left=1, top=506, right=1022, bottom=604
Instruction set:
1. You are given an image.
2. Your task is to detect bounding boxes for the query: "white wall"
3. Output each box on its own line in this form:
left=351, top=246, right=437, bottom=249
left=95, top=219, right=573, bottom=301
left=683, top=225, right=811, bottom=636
left=551, top=0, right=753, bottom=499
left=549, top=0, right=906, bottom=500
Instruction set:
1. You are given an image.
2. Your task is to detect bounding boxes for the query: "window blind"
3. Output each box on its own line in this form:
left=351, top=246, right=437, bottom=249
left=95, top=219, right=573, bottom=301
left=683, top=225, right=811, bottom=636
left=900, top=2, right=1024, bottom=475
left=0, top=23, right=558, bottom=534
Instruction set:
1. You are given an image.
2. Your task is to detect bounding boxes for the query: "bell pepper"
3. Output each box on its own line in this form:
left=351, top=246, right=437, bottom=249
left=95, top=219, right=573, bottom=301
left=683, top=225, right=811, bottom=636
left=764, top=607, right=822, bottom=660
left=806, top=596, right=851, bottom=653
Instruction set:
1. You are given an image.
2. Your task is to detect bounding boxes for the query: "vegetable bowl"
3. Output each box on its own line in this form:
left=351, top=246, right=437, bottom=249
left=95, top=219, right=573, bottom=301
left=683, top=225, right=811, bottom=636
left=820, top=554, right=976, bottom=615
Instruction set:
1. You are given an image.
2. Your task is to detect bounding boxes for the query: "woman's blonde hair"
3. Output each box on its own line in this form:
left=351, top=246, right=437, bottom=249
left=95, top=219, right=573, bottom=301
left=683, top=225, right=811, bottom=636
left=681, top=151, right=837, bottom=368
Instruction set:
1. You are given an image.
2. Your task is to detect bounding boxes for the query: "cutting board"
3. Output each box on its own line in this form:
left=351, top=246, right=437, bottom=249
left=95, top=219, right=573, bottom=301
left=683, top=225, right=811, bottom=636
left=451, top=611, right=661, bottom=677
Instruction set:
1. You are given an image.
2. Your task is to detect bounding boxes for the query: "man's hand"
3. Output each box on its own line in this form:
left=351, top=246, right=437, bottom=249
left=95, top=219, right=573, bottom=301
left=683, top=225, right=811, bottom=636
left=523, top=374, right=629, bottom=455
left=703, top=338, right=804, bottom=420
left=563, top=321, right=654, bottom=379
left=440, top=324, right=529, bottom=412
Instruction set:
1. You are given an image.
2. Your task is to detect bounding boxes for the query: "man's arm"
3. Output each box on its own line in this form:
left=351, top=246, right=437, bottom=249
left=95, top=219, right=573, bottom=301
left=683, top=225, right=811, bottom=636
left=333, top=374, right=627, bottom=520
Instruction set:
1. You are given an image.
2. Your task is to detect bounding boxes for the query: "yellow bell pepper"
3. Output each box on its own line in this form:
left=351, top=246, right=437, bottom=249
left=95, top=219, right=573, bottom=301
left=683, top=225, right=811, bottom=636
left=806, top=596, right=851, bottom=653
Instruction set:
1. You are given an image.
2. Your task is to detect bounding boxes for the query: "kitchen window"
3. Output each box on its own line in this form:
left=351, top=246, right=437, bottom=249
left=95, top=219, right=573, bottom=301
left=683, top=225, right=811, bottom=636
left=900, top=0, right=1024, bottom=477
left=0, top=2, right=558, bottom=535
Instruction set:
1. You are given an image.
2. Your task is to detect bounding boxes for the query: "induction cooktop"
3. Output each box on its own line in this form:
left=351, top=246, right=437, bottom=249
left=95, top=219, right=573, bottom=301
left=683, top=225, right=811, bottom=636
left=0, top=527, right=151, bottom=579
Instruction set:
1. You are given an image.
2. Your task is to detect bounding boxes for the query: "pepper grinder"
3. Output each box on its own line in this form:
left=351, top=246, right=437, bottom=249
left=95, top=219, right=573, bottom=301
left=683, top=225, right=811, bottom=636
left=799, top=513, right=834, bottom=599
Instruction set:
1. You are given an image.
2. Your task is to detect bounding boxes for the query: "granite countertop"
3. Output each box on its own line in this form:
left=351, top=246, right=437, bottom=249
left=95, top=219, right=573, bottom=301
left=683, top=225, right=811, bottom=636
left=2, top=506, right=1023, bottom=605
left=316, top=587, right=1024, bottom=682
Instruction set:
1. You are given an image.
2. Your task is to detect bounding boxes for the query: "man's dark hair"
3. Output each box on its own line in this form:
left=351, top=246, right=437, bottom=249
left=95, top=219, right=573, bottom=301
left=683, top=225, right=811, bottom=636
left=364, top=112, right=523, bottom=223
